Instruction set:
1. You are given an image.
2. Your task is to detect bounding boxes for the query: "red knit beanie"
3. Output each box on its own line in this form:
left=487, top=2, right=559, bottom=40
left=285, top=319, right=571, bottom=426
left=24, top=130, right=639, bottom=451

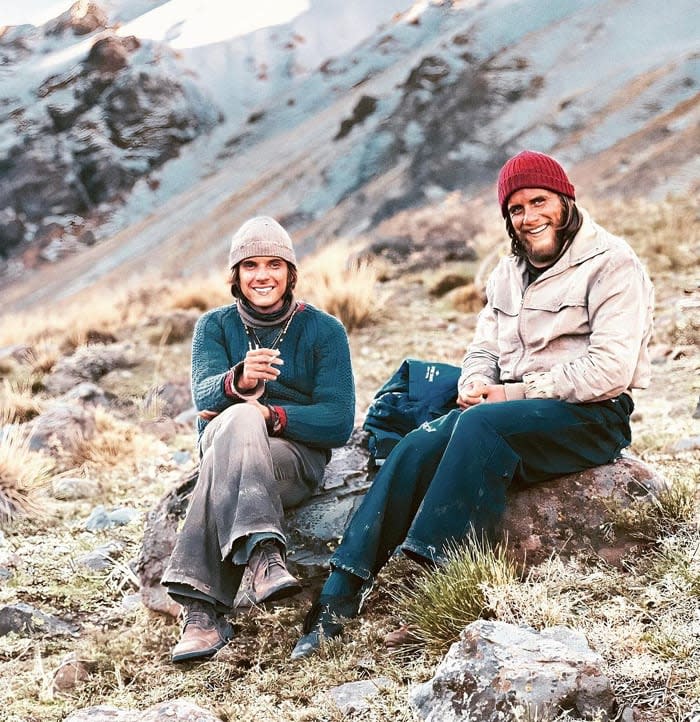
left=497, top=150, right=575, bottom=217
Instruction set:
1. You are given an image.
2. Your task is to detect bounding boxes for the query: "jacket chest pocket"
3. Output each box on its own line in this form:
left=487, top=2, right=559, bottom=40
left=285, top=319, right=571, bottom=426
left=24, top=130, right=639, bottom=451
left=491, top=286, right=522, bottom=356
left=522, top=293, right=590, bottom=345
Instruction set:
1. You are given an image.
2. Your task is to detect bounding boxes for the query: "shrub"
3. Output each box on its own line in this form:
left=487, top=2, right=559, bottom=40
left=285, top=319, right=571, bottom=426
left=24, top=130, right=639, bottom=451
left=297, top=244, right=384, bottom=332
left=395, top=532, right=518, bottom=652
left=0, top=413, right=54, bottom=524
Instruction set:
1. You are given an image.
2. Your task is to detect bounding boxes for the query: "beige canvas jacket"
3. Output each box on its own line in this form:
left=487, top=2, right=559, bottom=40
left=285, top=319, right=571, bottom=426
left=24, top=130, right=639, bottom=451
left=459, top=208, right=654, bottom=403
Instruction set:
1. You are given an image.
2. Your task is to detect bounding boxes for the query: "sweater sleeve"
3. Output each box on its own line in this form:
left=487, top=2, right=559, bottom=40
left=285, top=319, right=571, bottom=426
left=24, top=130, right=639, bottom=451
left=282, top=315, right=355, bottom=448
left=191, top=309, right=245, bottom=412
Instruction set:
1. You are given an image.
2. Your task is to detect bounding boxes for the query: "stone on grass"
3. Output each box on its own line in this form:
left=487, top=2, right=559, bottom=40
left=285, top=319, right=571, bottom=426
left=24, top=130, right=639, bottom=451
left=52, top=475, right=99, bottom=500
left=85, top=505, right=139, bottom=532
left=44, top=343, right=139, bottom=395
left=52, top=652, right=92, bottom=692
left=411, top=620, right=614, bottom=722
left=0, top=602, right=79, bottom=638
left=328, top=677, right=394, bottom=715
left=64, top=698, right=224, bottom=722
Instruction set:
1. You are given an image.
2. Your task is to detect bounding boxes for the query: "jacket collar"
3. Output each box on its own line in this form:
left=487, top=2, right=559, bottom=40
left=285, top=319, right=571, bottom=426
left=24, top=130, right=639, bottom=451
left=517, top=207, right=608, bottom=283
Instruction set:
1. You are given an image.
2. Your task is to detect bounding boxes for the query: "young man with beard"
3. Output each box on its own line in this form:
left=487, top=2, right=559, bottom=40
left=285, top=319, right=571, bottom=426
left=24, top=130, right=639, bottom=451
left=162, top=216, right=355, bottom=663
left=291, top=150, right=654, bottom=659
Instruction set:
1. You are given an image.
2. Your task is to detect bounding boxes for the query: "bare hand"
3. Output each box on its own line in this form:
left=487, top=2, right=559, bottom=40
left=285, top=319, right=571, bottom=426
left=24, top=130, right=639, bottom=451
left=457, top=381, right=506, bottom=408
left=237, top=348, right=283, bottom=390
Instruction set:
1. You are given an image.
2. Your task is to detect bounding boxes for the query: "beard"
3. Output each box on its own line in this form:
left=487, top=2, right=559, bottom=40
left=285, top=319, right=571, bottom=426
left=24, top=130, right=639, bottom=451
left=519, top=229, right=567, bottom=266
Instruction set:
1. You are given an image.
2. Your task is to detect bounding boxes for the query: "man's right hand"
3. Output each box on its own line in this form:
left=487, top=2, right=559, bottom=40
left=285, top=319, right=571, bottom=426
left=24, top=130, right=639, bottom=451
left=237, top=348, right=283, bottom=390
left=458, top=381, right=506, bottom=408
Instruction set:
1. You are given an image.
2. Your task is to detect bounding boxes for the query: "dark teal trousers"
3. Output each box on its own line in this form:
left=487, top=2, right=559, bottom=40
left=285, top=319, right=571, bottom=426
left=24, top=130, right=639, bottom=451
left=331, top=395, right=633, bottom=580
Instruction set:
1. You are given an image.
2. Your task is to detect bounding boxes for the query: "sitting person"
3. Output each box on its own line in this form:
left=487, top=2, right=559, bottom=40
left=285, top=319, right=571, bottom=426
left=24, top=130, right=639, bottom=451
left=162, top=216, right=355, bottom=663
left=291, top=150, right=654, bottom=659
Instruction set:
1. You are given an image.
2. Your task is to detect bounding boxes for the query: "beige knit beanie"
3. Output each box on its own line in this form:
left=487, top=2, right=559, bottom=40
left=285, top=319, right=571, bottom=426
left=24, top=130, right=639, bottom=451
left=228, top=216, right=297, bottom=269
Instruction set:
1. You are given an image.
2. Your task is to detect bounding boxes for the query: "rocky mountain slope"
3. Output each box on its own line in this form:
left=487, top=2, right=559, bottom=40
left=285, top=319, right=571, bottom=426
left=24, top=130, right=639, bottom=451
left=1, top=0, right=698, bottom=311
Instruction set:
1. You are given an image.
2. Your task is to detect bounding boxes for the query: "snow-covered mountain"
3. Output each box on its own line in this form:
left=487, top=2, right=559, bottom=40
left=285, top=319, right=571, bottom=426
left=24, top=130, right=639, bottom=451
left=1, top=0, right=698, bottom=309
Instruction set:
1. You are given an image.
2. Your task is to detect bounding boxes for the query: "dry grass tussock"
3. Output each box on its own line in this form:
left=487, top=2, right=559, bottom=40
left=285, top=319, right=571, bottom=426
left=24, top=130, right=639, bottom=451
left=0, top=411, right=53, bottom=524
left=67, top=407, right=166, bottom=475
left=394, top=532, right=519, bottom=653
left=588, top=195, right=699, bottom=274
left=297, top=241, right=385, bottom=332
left=0, top=193, right=697, bottom=721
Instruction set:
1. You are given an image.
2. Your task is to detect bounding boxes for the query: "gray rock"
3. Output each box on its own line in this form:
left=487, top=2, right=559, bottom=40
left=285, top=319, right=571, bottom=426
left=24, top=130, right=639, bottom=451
left=64, top=698, right=224, bottom=722
left=171, top=450, right=193, bottom=466
left=52, top=476, right=100, bottom=501
left=28, top=403, right=96, bottom=456
left=174, top=408, right=198, bottom=427
left=670, top=435, right=700, bottom=453
left=76, top=541, right=124, bottom=570
left=85, top=505, right=139, bottom=532
left=328, top=677, right=394, bottom=715
left=60, top=382, right=116, bottom=408
left=0, top=602, right=79, bottom=638
left=121, top=593, right=143, bottom=612
left=410, top=620, right=614, bottom=721
left=44, top=343, right=139, bottom=394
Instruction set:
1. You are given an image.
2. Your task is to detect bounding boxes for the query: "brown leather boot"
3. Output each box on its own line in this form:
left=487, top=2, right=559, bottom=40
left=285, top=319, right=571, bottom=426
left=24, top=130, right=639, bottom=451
left=171, top=600, right=232, bottom=663
left=248, top=540, right=302, bottom=604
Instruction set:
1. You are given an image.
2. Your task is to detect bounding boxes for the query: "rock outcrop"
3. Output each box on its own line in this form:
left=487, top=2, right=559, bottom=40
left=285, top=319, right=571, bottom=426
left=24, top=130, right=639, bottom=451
left=0, top=26, right=220, bottom=264
left=411, top=620, right=615, bottom=721
left=136, top=431, right=668, bottom=615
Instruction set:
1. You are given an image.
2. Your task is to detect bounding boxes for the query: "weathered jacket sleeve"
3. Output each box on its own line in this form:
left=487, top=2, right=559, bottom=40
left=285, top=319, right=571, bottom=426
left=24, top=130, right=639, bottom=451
left=521, top=249, right=653, bottom=402
left=283, top=315, right=355, bottom=448
left=458, top=272, right=502, bottom=396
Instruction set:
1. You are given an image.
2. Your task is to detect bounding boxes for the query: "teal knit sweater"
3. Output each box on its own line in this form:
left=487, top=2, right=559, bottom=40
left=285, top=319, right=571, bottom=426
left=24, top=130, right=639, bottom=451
left=191, top=301, right=355, bottom=448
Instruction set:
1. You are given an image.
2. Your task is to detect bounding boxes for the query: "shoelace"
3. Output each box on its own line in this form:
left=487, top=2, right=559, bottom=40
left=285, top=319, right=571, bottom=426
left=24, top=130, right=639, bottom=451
left=183, top=608, right=215, bottom=630
left=260, top=546, right=286, bottom=576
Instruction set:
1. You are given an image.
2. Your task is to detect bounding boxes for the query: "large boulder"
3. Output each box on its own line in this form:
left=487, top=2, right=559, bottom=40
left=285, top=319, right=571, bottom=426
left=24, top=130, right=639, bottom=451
left=411, top=620, right=615, bottom=721
left=44, top=342, right=139, bottom=395
left=136, top=431, right=667, bottom=615
left=500, top=454, right=668, bottom=567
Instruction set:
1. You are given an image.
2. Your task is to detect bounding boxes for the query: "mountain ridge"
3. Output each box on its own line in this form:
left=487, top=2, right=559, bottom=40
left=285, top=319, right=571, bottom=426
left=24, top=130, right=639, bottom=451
left=1, top=0, right=698, bottom=312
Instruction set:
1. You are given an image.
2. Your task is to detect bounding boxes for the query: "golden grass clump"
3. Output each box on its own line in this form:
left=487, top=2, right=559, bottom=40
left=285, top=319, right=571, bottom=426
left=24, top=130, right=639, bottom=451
left=449, top=282, right=486, bottom=313
left=70, top=407, right=165, bottom=473
left=395, top=533, right=518, bottom=653
left=297, top=243, right=384, bottom=332
left=0, top=379, right=43, bottom=423
left=588, top=195, right=699, bottom=274
left=0, top=414, right=53, bottom=524
left=161, top=271, right=230, bottom=312
left=608, top=471, right=698, bottom=541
